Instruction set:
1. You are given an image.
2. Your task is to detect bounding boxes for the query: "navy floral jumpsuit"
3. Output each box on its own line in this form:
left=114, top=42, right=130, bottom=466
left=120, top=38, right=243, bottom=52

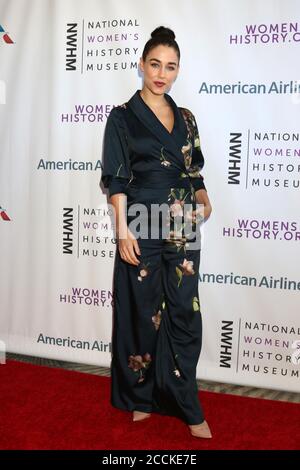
left=100, top=89, right=208, bottom=425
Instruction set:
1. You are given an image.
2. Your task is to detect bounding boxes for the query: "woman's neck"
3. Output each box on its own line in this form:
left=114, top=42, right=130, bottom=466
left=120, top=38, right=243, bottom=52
left=139, top=87, right=167, bottom=109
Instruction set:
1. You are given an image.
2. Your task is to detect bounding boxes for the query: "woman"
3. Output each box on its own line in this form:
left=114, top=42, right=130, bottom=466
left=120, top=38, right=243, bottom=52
left=101, top=26, right=213, bottom=439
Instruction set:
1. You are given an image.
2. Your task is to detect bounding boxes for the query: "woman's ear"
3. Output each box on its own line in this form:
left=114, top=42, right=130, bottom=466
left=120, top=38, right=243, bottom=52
left=139, top=57, right=144, bottom=73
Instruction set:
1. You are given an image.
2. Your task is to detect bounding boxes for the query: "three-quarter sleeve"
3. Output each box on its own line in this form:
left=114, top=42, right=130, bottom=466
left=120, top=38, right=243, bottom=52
left=100, top=106, right=132, bottom=197
left=182, top=108, right=207, bottom=192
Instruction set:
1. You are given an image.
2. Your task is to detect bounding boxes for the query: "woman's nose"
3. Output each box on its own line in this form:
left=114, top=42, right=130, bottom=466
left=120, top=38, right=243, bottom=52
left=158, top=67, right=166, bottom=79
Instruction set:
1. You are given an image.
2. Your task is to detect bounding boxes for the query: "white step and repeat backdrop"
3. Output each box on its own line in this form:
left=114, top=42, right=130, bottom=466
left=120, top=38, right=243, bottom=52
left=0, top=0, right=299, bottom=392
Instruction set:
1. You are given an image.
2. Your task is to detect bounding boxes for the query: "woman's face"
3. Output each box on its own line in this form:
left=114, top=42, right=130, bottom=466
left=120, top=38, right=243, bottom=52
left=139, top=44, right=180, bottom=95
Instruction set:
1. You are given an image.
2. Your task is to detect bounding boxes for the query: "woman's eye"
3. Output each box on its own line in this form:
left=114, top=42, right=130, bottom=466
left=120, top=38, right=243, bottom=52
left=150, top=63, right=175, bottom=71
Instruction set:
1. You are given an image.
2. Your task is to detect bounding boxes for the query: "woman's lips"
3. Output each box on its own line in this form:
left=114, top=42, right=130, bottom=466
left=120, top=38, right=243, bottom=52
left=154, top=81, right=165, bottom=87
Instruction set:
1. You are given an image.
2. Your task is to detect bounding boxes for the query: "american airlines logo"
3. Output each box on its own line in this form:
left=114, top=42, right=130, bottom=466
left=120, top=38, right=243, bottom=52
left=0, top=24, right=14, bottom=44
left=0, top=205, right=11, bottom=221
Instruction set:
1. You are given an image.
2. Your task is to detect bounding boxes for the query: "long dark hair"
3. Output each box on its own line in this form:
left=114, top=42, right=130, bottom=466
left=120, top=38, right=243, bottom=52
left=142, top=26, right=180, bottom=63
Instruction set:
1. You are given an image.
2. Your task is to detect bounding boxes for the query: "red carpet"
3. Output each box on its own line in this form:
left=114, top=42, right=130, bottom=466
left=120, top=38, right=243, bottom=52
left=0, top=359, right=299, bottom=450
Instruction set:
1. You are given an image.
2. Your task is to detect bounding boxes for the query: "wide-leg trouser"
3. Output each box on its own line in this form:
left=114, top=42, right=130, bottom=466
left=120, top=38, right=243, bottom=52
left=110, top=235, right=205, bottom=425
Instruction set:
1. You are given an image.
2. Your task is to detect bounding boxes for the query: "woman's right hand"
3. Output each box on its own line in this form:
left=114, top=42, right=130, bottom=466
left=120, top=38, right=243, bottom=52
left=118, top=227, right=141, bottom=265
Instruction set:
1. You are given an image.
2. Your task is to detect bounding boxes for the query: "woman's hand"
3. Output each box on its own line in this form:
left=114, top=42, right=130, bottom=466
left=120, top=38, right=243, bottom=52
left=195, top=189, right=212, bottom=221
left=118, top=227, right=141, bottom=266
left=110, top=193, right=141, bottom=266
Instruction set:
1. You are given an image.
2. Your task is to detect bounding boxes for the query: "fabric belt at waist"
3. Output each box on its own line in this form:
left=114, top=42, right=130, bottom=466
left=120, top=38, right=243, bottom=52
left=128, top=173, right=193, bottom=190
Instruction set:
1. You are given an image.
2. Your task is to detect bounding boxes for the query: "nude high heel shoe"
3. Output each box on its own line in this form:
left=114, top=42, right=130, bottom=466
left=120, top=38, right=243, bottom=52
left=188, top=420, right=212, bottom=439
left=132, top=411, right=151, bottom=422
